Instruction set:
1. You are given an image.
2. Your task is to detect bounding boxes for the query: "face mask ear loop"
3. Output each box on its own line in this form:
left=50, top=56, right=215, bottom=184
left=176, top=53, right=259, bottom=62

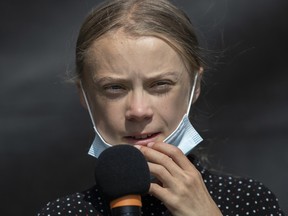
left=186, top=72, right=199, bottom=115
left=80, top=81, right=97, bottom=132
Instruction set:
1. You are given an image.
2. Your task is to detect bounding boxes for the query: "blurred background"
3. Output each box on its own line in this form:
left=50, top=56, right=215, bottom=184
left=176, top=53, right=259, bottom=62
left=0, top=0, right=287, bottom=215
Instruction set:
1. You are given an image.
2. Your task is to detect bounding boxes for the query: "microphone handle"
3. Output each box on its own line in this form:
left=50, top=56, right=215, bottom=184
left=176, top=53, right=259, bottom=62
left=111, top=206, right=141, bottom=216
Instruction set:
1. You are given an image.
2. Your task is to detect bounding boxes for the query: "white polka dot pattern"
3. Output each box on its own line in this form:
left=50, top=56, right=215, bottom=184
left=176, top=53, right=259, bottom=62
left=37, top=156, right=285, bottom=216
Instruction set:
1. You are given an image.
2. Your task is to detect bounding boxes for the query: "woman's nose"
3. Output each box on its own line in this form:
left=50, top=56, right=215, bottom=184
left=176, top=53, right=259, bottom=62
left=125, top=92, right=153, bottom=121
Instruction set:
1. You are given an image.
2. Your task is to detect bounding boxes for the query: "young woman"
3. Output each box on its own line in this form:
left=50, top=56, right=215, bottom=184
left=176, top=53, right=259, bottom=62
left=38, top=0, right=284, bottom=215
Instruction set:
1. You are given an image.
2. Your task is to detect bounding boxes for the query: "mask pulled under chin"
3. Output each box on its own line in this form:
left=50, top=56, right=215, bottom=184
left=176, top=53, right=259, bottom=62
left=88, top=113, right=202, bottom=158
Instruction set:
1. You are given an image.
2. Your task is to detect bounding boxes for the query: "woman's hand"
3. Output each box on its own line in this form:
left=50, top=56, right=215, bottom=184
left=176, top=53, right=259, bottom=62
left=136, top=142, right=222, bottom=216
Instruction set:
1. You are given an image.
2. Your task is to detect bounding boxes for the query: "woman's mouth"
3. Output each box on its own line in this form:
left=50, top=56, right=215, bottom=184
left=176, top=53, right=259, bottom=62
left=131, top=134, right=154, bottom=140
left=123, top=133, right=160, bottom=144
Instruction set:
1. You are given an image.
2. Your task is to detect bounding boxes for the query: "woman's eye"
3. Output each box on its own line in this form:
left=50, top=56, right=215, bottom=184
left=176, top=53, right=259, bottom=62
left=150, top=80, right=173, bottom=94
left=102, top=84, right=127, bottom=97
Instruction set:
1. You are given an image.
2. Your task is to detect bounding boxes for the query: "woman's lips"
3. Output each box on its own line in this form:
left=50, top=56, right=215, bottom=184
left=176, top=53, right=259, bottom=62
left=123, top=132, right=160, bottom=145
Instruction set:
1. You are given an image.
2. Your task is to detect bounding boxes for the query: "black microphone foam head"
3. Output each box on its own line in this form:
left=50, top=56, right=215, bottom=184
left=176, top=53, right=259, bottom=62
left=95, top=145, right=150, bottom=201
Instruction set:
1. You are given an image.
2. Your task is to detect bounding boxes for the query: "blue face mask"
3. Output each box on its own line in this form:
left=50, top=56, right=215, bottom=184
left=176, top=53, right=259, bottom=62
left=82, top=73, right=203, bottom=158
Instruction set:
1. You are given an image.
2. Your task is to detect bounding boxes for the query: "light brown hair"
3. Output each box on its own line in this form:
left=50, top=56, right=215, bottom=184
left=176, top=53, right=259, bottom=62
left=75, top=0, right=204, bottom=82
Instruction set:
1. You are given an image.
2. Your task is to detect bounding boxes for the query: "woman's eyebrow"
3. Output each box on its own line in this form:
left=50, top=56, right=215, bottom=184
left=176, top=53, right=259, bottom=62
left=146, top=71, right=181, bottom=80
left=92, top=71, right=181, bottom=84
left=92, top=76, right=128, bottom=85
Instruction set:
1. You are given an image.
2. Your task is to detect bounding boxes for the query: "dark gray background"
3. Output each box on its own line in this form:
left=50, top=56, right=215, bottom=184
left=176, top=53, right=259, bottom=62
left=0, top=0, right=287, bottom=215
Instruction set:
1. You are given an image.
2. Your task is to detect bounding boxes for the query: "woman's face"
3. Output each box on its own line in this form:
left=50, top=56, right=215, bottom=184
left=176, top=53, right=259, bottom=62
left=81, top=32, right=191, bottom=146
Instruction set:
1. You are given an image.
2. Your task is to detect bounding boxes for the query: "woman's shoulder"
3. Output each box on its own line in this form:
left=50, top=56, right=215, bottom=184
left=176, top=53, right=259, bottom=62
left=190, top=156, right=285, bottom=215
left=37, top=186, right=109, bottom=216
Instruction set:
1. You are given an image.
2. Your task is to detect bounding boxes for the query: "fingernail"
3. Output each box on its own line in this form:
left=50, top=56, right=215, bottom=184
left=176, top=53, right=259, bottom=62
left=134, top=145, right=141, bottom=150
left=147, top=142, right=155, bottom=147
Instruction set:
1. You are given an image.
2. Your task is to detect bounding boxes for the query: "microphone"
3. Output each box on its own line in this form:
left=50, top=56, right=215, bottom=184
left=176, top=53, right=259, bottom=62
left=95, top=145, right=150, bottom=216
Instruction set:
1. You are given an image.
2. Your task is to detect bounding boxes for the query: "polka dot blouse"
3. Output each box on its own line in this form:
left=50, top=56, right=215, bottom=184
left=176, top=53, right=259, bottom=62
left=37, top=156, right=285, bottom=215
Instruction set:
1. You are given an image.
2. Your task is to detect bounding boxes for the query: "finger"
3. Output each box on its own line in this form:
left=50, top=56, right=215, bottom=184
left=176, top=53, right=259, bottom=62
left=137, top=145, right=183, bottom=177
left=149, top=182, right=170, bottom=201
left=149, top=183, right=178, bottom=211
left=148, top=161, right=179, bottom=188
left=147, top=142, right=196, bottom=172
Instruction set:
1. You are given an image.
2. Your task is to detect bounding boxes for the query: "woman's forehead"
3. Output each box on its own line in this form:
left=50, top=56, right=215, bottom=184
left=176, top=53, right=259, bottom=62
left=84, top=32, right=188, bottom=76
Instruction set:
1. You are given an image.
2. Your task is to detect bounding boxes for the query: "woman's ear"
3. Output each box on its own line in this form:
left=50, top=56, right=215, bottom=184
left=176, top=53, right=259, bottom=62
left=76, top=80, right=88, bottom=109
left=192, top=67, right=204, bottom=103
